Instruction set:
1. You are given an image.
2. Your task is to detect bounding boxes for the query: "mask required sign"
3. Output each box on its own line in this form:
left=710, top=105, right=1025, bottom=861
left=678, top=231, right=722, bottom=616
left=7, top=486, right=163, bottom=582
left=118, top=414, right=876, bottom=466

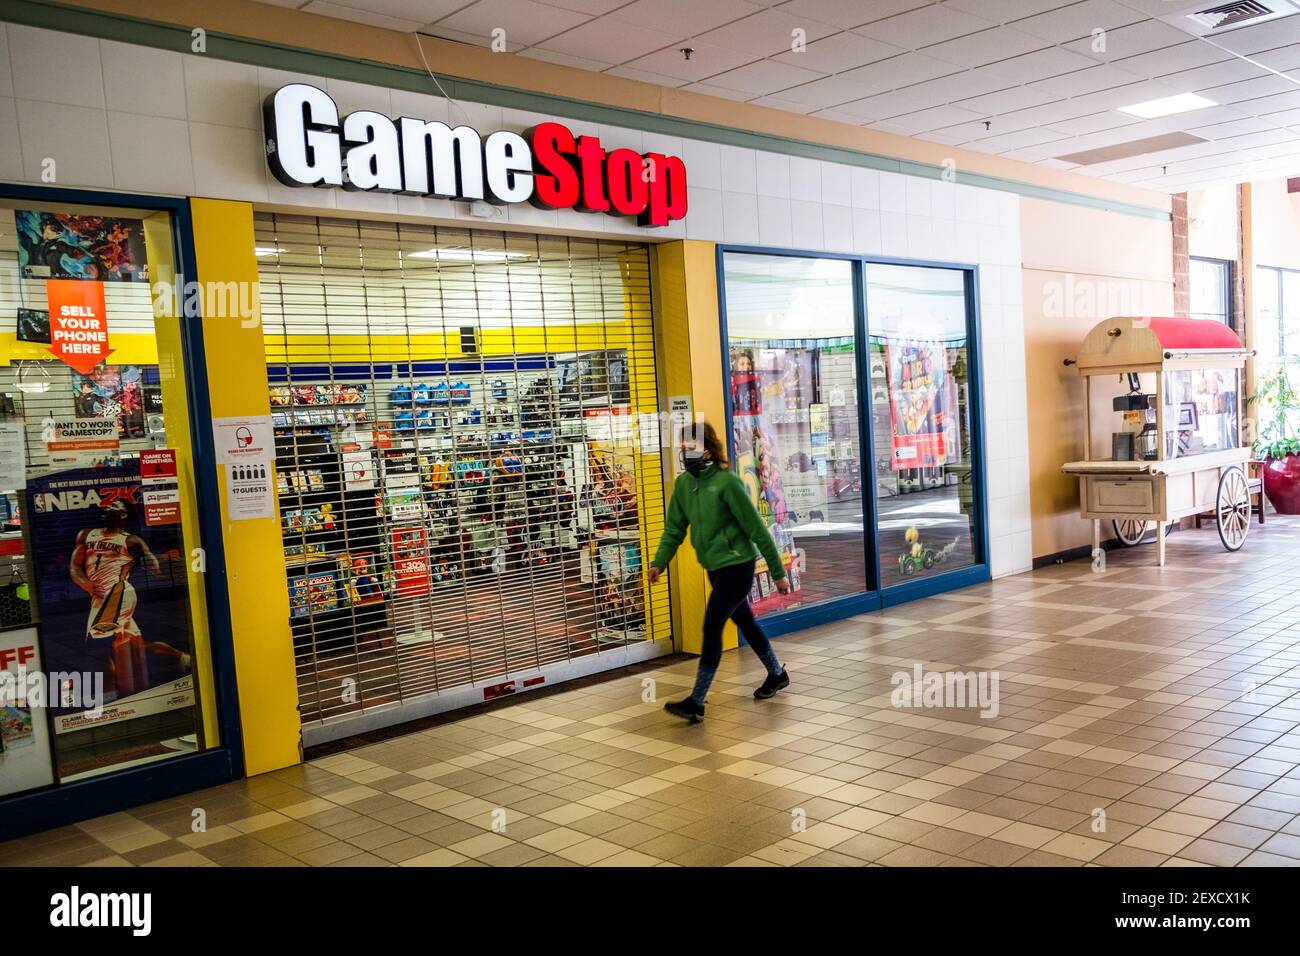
left=264, top=83, right=689, bottom=227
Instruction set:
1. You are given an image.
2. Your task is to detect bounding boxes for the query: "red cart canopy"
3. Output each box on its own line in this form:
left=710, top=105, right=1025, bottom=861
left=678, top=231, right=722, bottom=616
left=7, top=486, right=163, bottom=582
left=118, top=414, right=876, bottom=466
left=1144, top=317, right=1244, bottom=351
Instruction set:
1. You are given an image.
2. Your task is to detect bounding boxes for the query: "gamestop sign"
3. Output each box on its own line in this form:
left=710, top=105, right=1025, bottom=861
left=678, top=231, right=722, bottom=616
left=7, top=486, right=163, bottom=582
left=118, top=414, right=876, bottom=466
left=264, top=83, right=688, bottom=228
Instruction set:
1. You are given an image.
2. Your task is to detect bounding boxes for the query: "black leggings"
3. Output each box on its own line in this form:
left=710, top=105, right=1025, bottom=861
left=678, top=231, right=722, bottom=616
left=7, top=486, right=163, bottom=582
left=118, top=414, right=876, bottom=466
left=700, top=559, right=775, bottom=672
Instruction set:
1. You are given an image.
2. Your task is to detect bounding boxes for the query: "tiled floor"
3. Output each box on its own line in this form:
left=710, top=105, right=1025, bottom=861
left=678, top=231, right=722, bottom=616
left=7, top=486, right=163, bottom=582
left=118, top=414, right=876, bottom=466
left=8, top=518, right=1300, bottom=867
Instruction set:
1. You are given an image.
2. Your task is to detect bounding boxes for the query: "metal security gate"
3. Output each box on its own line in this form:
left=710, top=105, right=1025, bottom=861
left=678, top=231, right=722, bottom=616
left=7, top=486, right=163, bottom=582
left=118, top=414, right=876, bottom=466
left=254, top=213, right=671, bottom=742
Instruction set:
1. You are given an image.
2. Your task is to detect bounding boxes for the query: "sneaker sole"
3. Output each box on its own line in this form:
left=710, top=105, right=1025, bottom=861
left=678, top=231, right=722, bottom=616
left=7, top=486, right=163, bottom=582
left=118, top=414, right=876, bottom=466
left=664, top=705, right=704, bottom=723
left=754, top=677, right=791, bottom=700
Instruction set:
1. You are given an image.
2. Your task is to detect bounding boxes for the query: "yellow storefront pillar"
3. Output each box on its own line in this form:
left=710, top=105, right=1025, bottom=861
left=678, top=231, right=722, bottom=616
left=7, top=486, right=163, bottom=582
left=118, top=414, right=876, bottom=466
left=190, top=198, right=300, bottom=775
left=651, top=239, right=734, bottom=656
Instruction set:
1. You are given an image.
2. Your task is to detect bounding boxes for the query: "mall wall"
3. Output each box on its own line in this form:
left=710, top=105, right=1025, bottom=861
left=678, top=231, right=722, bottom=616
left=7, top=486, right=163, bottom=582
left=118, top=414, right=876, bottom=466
left=1021, top=199, right=1176, bottom=562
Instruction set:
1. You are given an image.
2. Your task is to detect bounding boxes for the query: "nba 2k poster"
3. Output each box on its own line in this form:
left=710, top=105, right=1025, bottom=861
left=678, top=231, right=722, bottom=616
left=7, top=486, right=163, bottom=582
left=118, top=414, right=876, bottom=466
left=24, top=464, right=194, bottom=736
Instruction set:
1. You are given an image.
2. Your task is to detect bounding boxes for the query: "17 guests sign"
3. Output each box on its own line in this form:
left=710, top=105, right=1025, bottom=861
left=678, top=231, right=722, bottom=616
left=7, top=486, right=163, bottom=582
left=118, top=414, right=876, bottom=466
left=264, top=83, right=688, bottom=228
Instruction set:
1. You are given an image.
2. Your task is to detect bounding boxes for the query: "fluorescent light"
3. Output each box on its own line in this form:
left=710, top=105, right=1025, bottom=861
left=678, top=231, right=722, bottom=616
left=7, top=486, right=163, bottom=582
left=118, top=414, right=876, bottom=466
left=1117, top=93, right=1216, bottom=119
left=406, top=247, right=527, bottom=262
left=254, top=246, right=284, bottom=257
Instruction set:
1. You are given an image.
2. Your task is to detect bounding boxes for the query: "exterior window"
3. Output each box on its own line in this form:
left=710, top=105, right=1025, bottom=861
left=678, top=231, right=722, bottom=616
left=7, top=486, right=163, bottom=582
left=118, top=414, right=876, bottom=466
left=1189, top=257, right=1231, bottom=325
left=0, top=198, right=212, bottom=795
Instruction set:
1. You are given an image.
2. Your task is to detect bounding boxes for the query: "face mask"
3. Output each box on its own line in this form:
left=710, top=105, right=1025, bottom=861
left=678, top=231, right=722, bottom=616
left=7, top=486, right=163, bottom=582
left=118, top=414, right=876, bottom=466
left=683, top=450, right=707, bottom=477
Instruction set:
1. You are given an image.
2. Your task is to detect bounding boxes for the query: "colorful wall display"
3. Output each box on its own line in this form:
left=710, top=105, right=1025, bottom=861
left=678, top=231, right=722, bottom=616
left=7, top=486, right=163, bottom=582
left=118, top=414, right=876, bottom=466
left=14, top=211, right=149, bottom=283
left=885, top=340, right=958, bottom=471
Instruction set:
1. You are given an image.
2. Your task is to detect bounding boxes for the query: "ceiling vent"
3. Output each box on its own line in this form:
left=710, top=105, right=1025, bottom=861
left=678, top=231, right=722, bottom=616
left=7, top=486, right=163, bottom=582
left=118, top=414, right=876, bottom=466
left=1180, top=0, right=1299, bottom=33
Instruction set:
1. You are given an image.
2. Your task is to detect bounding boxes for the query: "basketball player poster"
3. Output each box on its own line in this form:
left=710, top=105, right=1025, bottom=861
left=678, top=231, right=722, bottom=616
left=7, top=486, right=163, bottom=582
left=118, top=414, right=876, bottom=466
left=24, top=462, right=195, bottom=737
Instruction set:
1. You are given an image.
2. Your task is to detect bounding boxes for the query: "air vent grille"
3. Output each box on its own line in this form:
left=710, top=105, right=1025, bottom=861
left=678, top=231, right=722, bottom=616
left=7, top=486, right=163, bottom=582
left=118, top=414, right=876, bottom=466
left=1186, top=0, right=1273, bottom=30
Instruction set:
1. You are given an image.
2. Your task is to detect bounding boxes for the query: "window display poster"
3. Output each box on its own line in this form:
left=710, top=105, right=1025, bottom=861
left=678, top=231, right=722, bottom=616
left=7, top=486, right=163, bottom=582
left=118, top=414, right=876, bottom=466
left=391, top=526, right=431, bottom=597
left=0, top=626, right=56, bottom=796
left=24, top=464, right=194, bottom=736
left=73, top=365, right=146, bottom=439
left=885, top=340, right=955, bottom=470
left=0, top=423, right=27, bottom=491
left=730, top=348, right=762, bottom=416
left=15, top=210, right=150, bottom=282
left=45, top=417, right=120, bottom=468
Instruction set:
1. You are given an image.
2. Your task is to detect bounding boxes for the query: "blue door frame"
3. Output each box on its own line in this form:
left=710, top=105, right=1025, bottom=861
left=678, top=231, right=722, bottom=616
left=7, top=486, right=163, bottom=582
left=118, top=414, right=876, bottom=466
left=715, top=244, right=991, bottom=640
left=0, top=184, right=243, bottom=841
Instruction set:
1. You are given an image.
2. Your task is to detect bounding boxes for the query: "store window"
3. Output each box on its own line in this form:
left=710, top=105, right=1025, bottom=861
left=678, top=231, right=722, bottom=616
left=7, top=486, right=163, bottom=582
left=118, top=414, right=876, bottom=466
left=867, top=264, right=978, bottom=588
left=0, top=198, right=211, bottom=797
left=1190, top=257, right=1231, bottom=326
left=721, top=253, right=866, bottom=616
left=1255, top=265, right=1300, bottom=373
left=256, top=215, right=670, bottom=731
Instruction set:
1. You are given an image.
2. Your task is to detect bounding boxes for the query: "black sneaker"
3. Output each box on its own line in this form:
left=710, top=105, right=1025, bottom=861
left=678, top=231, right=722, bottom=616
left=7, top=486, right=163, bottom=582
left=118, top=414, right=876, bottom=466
left=664, top=697, right=705, bottom=723
left=754, top=669, right=790, bottom=700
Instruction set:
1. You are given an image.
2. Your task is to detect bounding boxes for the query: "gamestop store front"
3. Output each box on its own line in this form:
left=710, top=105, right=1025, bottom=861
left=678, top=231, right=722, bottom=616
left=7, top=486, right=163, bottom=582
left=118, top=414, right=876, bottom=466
left=0, top=187, right=237, bottom=836
left=258, top=86, right=687, bottom=742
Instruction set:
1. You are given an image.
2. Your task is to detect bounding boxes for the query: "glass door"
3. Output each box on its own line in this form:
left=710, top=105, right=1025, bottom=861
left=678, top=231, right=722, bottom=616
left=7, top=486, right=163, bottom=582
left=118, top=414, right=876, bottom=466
left=865, top=263, right=979, bottom=589
left=720, top=252, right=868, bottom=618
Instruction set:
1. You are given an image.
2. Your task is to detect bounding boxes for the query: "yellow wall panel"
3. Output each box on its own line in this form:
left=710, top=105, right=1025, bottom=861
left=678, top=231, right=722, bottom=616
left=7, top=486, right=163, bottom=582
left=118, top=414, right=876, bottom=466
left=191, top=198, right=301, bottom=775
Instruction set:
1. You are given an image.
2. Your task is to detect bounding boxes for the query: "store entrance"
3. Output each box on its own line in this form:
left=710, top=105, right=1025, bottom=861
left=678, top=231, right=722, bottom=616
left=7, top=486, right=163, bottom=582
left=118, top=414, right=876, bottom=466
left=256, top=215, right=671, bottom=741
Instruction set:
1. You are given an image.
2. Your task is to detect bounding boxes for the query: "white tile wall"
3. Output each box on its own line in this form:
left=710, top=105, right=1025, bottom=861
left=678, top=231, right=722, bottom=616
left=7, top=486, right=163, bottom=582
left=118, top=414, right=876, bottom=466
left=0, top=24, right=1036, bottom=577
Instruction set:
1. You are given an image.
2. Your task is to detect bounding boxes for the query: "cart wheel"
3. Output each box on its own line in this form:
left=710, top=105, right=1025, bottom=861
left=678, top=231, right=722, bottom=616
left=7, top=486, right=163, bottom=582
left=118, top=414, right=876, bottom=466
left=1216, top=466, right=1251, bottom=552
left=923, top=552, right=935, bottom=569
left=1112, top=518, right=1150, bottom=547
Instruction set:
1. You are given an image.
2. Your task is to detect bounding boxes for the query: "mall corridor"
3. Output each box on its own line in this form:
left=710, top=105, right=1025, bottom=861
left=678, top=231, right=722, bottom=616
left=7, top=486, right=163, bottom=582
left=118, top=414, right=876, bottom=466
left=9, top=518, right=1299, bottom=869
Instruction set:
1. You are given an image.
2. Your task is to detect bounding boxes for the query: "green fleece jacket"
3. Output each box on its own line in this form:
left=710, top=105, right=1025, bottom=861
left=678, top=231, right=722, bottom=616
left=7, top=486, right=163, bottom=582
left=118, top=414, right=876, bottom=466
left=652, top=464, right=786, bottom=579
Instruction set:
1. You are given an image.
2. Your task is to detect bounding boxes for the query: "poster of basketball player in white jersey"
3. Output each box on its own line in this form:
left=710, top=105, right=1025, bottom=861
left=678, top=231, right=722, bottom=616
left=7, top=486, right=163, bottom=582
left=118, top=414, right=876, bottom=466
left=25, top=462, right=196, bottom=774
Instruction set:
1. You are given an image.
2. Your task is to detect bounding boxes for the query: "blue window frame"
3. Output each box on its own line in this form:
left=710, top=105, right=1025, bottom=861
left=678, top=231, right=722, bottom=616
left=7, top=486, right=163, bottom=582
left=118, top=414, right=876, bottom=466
left=0, top=183, right=242, bottom=840
left=716, top=245, right=989, bottom=639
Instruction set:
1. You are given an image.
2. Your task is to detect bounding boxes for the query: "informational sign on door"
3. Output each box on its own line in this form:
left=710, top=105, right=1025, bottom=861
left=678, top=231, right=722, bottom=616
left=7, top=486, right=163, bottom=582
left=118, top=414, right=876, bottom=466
left=212, top=416, right=275, bottom=464
left=45, top=418, right=119, bottom=468
left=668, top=395, right=693, bottom=429
left=341, top=450, right=375, bottom=491
left=225, top=461, right=275, bottom=520
left=0, top=423, right=27, bottom=490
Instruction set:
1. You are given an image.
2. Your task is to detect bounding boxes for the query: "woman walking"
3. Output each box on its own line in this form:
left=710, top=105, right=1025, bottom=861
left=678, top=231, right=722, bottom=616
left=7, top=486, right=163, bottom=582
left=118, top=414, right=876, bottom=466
left=647, top=422, right=790, bottom=722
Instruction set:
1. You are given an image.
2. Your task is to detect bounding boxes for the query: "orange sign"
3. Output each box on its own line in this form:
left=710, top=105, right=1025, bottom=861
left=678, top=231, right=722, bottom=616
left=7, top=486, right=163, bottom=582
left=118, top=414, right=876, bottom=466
left=45, top=279, right=113, bottom=374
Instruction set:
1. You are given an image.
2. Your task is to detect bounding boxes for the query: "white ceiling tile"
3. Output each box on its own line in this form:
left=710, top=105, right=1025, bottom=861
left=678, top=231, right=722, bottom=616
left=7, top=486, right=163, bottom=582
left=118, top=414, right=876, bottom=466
left=705, top=58, right=827, bottom=95
left=1234, top=89, right=1300, bottom=115
left=944, top=0, right=1067, bottom=24
left=876, top=103, right=984, bottom=133
left=858, top=3, right=995, bottom=47
left=1199, top=74, right=1299, bottom=105
left=833, top=51, right=962, bottom=95
left=1187, top=116, right=1277, bottom=139
left=608, top=0, right=764, bottom=37
left=1210, top=15, right=1300, bottom=55
left=923, top=26, right=1047, bottom=68
left=772, top=30, right=906, bottom=72
left=538, top=17, right=678, bottom=61
left=1062, top=19, right=1195, bottom=62
left=980, top=45, right=1099, bottom=84
left=1261, top=106, right=1300, bottom=126
left=775, top=73, right=888, bottom=108
left=606, top=63, right=704, bottom=86
left=677, top=80, right=756, bottom=100
left=1214, top=128, right=1299, bottom=149
left=967, top=126, right=1068, bottom=150
left=1109, top=40, right=1231, bottom=79
left=696, top=8, right=837, bottom=57
left=1029, top=63, right=1146, bottom=97
left=808, top=106, right=875, bottom=124
left=1045, top=110, right=1141, bottom=135
left=1011, top=0, right=1145, bottom=44
left=747, top=94, right=817, bottom=113
left=774, top=0, right=931, bottom=30
left=1250, top=43, right=1300, bottom=73
left=623, top=43, right=757, bottom=81
left=300, top=1, right=424, bottom=31
left=311, top=0, right=469, bottom=22
left=516, top=47, right=615, bottom=73
left=435, top=0, right=590, bottom=46
left=955, top=84, right=1061, bottom=115
left=421, top=26, right=508, bottom=50
left=537, top=0, right=631, bottom=12
left=1166, top=58, right=1272, bottom=91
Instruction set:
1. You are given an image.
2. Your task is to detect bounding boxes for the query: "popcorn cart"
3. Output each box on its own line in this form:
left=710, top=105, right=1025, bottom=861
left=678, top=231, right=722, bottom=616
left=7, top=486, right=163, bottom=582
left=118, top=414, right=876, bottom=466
left=1061, top=317, right=1253, bottom=566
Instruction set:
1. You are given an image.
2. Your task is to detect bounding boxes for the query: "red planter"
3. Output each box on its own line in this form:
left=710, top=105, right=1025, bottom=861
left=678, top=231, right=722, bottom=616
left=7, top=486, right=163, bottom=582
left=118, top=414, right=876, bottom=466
left=1262, top=454, right=1300, bottom=514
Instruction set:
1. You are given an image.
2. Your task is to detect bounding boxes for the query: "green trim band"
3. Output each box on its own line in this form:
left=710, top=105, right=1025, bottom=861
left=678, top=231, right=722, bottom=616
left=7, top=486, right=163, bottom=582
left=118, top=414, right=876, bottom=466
left=7, top=0, right=1171, bottom=222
